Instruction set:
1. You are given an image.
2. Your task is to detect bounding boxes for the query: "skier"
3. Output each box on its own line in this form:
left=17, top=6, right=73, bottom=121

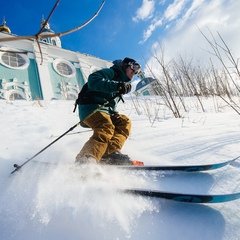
left=75, top=57, right=141, bottom=165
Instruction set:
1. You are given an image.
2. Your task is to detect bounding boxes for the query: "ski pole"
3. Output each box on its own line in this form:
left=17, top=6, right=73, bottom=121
left=10, top=93, right=120, bottom=174
left=11, top=123, right=80, bottom=174
left=51, top=129, right=92, bottom=138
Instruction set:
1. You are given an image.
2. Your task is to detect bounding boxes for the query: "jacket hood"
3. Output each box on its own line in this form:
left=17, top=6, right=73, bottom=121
left=111, top=59, right=131, bottom=81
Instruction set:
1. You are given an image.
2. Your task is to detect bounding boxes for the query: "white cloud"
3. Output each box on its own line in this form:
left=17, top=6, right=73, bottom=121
left=139, top=0, right=189, bottom=43
left=140, top=18, right=163, bottom=44
left=133, top=0, right=155, bottom=22
left=164, top=0, right=187, bottom=22
left=173, top=0, right=205, bottom=30
left=146, top=0, right=240, bottom=72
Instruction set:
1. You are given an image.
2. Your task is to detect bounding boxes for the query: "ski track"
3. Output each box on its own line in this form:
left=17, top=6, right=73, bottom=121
left=1, top=98, right=240, bottom=239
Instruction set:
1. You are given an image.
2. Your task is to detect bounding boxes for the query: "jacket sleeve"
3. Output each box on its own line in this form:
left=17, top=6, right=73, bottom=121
left=87, top=69, right=119, bottom=93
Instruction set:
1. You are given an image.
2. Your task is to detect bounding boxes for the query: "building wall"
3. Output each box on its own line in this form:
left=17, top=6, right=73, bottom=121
left=0, top=52, right=41, bottom=100
left=0, top=32, right=112, bottom=101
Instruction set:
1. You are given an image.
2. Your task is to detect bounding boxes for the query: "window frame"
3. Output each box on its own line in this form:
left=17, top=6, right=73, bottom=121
left=0, top=48, right=30, bottom=70
left=53, top=58, right=76, bottom=78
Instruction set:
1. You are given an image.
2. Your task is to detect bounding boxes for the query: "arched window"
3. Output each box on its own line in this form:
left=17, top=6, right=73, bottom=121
left=57, top=62, right=72, bottom=75
left=53, top=59, right=76, bottom=78
left=0, top=50, right=29, bottom=70
left=52, top=39, right=56, bottom=46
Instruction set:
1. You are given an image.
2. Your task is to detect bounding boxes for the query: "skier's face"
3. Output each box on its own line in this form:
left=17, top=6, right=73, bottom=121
left=125, top=66, right=136, bottom=80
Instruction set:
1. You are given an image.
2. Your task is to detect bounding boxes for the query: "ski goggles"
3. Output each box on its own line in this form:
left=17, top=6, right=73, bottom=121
left=126, top=62, right=141, bottom=74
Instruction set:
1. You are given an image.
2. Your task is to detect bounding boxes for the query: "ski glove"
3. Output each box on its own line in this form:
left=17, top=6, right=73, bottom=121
left=117, top=83, right=132, bottom=95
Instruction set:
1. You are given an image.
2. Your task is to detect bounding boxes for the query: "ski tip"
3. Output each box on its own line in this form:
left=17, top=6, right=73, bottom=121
left=131, top=160, right=144, bottom=166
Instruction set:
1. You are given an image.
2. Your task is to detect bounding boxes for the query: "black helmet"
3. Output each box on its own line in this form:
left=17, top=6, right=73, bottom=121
left=122, top=57, right=141, bottom=74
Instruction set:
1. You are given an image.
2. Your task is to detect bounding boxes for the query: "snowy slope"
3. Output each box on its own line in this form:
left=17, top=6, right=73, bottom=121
left=0, top=97, right=240, bottom=240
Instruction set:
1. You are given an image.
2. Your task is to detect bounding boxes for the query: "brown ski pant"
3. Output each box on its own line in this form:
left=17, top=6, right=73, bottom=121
left=76, top=111, right=131, bottom=162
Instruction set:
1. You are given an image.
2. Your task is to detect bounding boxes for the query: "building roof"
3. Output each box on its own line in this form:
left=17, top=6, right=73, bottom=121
left=135, top=77, right=155, bottom=91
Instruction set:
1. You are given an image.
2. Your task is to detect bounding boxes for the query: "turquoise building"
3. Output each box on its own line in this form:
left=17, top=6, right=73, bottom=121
left=135, top=77, right=158, bottom=96
left=0, top=19, right=112, bottom=101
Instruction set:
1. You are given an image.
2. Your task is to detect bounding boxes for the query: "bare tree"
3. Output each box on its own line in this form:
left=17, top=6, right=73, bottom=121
left=198, top=27, right=240, bottom=93
left=174, top=56, right=205, bottom=112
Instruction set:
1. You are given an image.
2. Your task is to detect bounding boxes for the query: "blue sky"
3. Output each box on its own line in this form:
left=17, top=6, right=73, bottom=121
left=1, top=0, right=240, bottom=72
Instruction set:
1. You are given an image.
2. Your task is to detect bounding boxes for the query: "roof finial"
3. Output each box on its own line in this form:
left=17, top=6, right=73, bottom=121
left=2, top=16, right=6, bottom=25
left=0, top=17, right=11, bottom=34
left=41, top=14, right=50, bottom=29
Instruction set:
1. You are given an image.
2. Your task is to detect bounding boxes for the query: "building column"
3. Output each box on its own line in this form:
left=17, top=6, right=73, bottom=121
left=33, top=41, right=54, bottom=100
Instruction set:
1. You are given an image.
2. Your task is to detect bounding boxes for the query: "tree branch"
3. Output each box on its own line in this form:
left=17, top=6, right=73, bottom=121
left=0, top=0, right=105, bottom=64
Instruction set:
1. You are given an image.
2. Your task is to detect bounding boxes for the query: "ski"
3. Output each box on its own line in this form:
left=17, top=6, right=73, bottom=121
left=29, top=156, right=239, bottom=173
left=124, top=188, right=240, bottom=203
left=119, top=156, right=239, bottom=172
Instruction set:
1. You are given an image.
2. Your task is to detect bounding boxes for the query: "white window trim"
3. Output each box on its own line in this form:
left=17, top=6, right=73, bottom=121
left=0, top=47, right=30, bottom=70
left=53, top=58, right=76, bottom=78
